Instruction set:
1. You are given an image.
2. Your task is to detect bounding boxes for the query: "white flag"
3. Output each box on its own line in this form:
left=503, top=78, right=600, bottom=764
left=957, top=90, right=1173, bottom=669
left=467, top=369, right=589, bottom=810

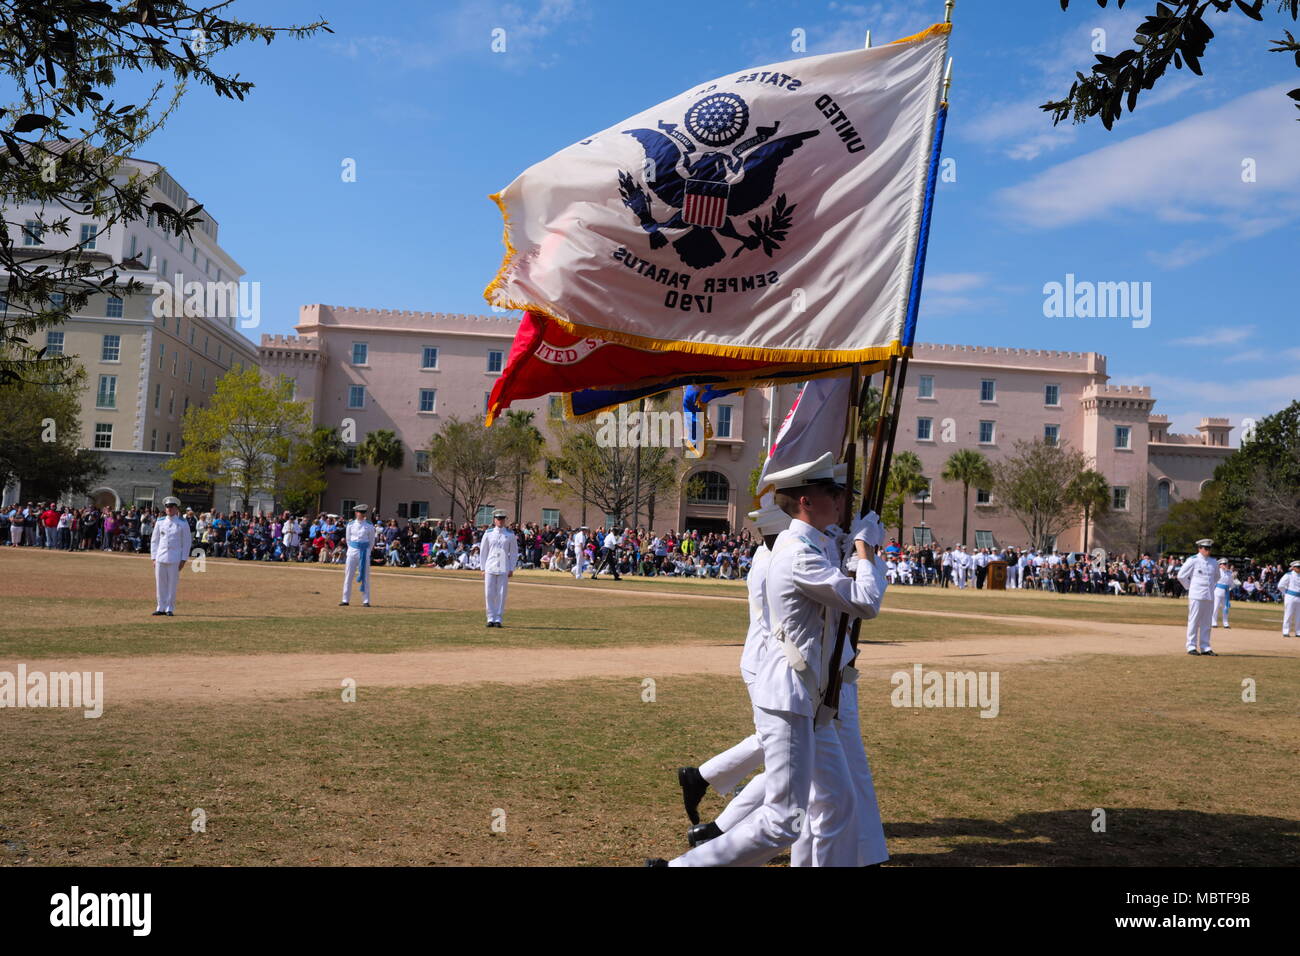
left=758, top=376, right=853, bottom=495
left=486, top=24, right=949, bottom=366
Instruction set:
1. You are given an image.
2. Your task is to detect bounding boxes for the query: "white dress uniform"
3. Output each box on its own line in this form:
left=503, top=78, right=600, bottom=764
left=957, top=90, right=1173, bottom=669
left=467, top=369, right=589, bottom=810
left=1212, top=565, right=1234, bottom=628
left=571, top=530, right=587, bottom=579
left=1177, top=548, right=1218, bottom=652
left=480, top=524, right=518, bottom=625
left=1280, top=566, right=1300, bottom=637
left=342, top=518, right=378, bottom=605
left=671, top=515, right=886, bottom=867
left=150, top=515, right=192, bottom=613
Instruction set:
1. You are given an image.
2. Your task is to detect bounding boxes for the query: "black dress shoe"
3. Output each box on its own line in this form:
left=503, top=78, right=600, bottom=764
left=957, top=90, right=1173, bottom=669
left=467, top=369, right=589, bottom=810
left=644, top=858, right=668, bottom=867
left=1201, top=649, right=1217, bottom=656
left=677, top=766, right=708, bottom=825
left=165, top=611, right=173, bottom=616
left=687, top=821, right=723, bottom=847
left=339, top=602, right=349, bottom=606
left=152, top=610, right=165, bottom=616
left=1187, top=649, right=1200, bottom=655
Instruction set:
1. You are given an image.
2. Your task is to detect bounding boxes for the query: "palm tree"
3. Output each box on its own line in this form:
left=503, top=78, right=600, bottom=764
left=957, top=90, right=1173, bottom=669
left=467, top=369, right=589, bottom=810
left=304, top=425, right=346, bottom=512
left=884, top=451, right=928, bottom=543
left=500, top=409, right=544, bottom=520
left=359, top=429, right=404, bottom=516
left=1066, top=468, right=1110, bottom=554
left=941, top=449, right=993, bottom=547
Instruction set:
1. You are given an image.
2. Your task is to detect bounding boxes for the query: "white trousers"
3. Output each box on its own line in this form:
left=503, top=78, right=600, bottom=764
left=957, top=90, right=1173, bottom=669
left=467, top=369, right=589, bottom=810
left=342, top=547, right=370, bottom=603
left=832, top=673, right=888, bottom=866
left=717, top=770, right=767, bottom=831
left=154, top=560, right=180, bottom=613
left=700, top=732, right=763, bottom=797
left=1186, top=598, right=1213, bottom=651
left=670, top=706, right=812, bottom=867
left=955, top=566, right=966, bottom=588
left=1212, top=588, right=1230, bottom=627
left=572, top=550, right=586, bottom=579
left=789, top=721, right=859, bottom=867
left=1283, top=595, right=1299, bottom=637
left=484, top=572, right=508, bottom=623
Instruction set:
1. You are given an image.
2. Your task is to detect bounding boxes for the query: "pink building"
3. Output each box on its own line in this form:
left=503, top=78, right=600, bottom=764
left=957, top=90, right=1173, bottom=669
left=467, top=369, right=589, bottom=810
left=261, top=312, right=1231, bottom=550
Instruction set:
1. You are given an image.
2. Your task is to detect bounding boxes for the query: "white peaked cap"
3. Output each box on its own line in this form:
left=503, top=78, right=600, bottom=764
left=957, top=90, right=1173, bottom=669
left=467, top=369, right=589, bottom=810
left=1290, top=560, right=1300, bottom=568
left=1218, top=558, right=1229, bottom=565
left=1196, top=538, right=1213, bottom=547
left=766, top=451, right=841, bottom=490
left=748, top=492, right=792, bottom=535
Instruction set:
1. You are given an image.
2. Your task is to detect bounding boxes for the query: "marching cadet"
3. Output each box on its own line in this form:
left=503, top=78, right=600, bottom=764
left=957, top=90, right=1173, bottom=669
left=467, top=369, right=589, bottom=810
left=1212, top=558, right=1235, bottom=629
left=676, top=498, right=791, bottom=844
left=150, top=496, right=192, bottom=616
left=954, top=544, right=969, bottom=589
left=1177, top=538, right=1219, bottom=655
left=654, top=453, right=886, bottom=867
left=480, top=509, right=517, bottom=627
left=571, top=525, right=588, bottom=580
left=1280, top=560, right=1300, bottom=639
left=340, top=504, right=377, bottom=607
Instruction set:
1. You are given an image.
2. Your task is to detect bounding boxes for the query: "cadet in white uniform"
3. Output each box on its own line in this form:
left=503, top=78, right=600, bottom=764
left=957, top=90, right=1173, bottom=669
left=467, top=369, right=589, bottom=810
left=676, top=498, right=790, bottom=843
left=1280, top=560, right=1300, bottom=638
left=480, top=509, right=517, bottom=627
left=571, top=526, right=588, bottom=580
left=340, top=504, right=377, bottom=607
left=954, top=545, right=968, bottom=588
left=659, top=453, right=886, bottom=867
left=1177, top=538, right=1218, bottom=655
left=150, top=496, right=192, bottom=616
left=1212, top=558, right=1234, bottom=629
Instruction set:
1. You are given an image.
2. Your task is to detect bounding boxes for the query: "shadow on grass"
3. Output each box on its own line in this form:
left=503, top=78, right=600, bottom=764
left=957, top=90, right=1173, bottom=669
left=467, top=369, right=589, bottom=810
left=884, top=809, right=1300, bottom=866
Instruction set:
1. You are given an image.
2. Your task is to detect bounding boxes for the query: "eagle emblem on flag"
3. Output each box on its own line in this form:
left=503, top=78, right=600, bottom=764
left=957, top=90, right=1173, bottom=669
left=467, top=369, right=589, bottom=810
left=617, top=92, right=819, bottom=270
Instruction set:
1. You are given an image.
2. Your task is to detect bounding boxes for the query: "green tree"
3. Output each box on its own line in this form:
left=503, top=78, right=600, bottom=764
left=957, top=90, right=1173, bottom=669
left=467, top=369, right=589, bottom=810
left=0, top=355, right=103, bottom=498
left=1065, top=468, right=1111, bottom=554
left=941, top=448, right=994, bottom=546
left=166, top=367, right=310, bottom=511
left=359, top=429, right=404, bottom=517
left=991, top=439, right=1089, bottom=550
left=497, top=409, right=545, bottom=521
left=1045, top=0, right=1299, bottom=131
left=276, top=425, right=345, bottom=515
left=427, top=416, right=506, bottom=524
left=1212, top=401, right=1300, bottom=560
left=0, top=2, right=329, bottom=385
left=551, top=411, right=683, bottom=526
left=1159, top=480, right=1223, bottom=553
left=882, top=450, right=928, bottom=544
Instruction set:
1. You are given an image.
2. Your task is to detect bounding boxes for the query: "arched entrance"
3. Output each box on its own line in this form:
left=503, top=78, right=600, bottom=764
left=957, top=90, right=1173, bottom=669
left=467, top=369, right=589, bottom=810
left=88, top=487, right=120, bottom=510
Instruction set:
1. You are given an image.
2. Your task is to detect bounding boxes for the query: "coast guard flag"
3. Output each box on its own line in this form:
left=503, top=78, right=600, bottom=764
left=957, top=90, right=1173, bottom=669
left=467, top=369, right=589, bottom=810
left=755, top=376, right=853, bottom=500
left=486, top=23, right=949, bottom=367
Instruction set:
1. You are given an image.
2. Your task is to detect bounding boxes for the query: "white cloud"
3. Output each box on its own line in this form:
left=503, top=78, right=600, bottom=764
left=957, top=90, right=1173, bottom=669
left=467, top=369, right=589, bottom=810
left=925, top=272, right=990, bottom=294
left=1171, top=326, right=1255, bottom=347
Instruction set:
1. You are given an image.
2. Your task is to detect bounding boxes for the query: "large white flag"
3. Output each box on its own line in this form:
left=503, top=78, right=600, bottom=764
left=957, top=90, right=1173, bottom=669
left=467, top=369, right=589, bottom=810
left=757, top=376, right=853, bottom=497
left=486, top=23, right=949, bottom=366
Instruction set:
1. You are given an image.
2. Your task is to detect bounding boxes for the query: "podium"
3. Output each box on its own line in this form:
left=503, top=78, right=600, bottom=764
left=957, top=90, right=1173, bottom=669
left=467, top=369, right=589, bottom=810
left=988, top=560, right=1007, bottom=590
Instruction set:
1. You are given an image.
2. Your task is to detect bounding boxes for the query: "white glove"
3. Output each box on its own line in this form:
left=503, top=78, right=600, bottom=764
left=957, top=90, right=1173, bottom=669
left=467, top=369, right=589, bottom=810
left=850, top=511, right=885, bottom=548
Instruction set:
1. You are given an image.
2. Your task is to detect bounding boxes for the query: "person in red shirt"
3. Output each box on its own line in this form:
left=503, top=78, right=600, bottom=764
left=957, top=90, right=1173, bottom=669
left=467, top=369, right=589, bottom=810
left=41, top=504, right=59, bottom=549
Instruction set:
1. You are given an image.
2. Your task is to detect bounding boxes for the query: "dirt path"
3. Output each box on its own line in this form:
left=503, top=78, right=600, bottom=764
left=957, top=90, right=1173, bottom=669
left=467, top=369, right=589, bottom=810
left=8, top=622, right=1294, bottom=705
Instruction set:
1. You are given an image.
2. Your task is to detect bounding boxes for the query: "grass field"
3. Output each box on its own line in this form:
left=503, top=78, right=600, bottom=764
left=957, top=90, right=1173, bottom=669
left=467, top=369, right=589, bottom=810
left=1, top=548, right=1296, bottom=866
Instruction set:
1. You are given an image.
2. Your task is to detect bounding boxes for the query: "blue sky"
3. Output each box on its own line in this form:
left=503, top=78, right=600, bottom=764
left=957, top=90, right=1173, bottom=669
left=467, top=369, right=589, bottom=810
left=122, top=0, right=1296, bottom=438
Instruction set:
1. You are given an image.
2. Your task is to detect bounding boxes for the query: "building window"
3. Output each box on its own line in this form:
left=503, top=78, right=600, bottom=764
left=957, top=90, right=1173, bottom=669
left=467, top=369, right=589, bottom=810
left=165, top=431, right=171, bottom=452
left=158, top=344, right=165, bottom=370
left=487, top=349, right=504, bottom=373
left=975, top=530, right=995, bottom=549
left=22, top=220, right=43, bottom=245
left=168, top=390, right=174, bottom=415
left=1043, top=424, right=1060, bottom=446
left=1045, top=383, right=1060, bottom=406
left=172, top=354, right=177, bottom=376
left=132, top=486, right=156, bottom=508
left=916, top=417, right=933, bottom=441
left=129, top=236, right=138, bottom=259
left=351, top=342, right=368, bottom=365
left=186, top=358, right=193, bottom=383
left=976, top=488, right=991, bottom=505
left=342, top=447, right=360, bottom=472
left=915, top=479, right=932, bottom=503
left=106, top=296, right=123, bottom=318
left=45, top=331, right=64, bottom=356
left=200, top=367, right=206, bottom=389
left=537, top=507, right=558, bottom=527
left=418, top=388, right=436, bottom=413
left=150, top=429, right=157, bottom=451
left=341, top=498, right=357, bottom=514
left=160, top=258, right=167, bottom=276
left=50, top=292, right=65, bottom=309
left=203, top=335, right=209, bottom=355
left=93, top=423, right=113, bottom=449
left=414, top=450, right=430, bottom=474
left=80, top=223, right=98, bottom=249
left=688, top=471, right=730, bottom=504
left=475, top=504, right=496, bottom=526
left=980, top=379, right=996, bottom=402
left=917, top=374, right=934, bottom=399
left=96, top=375, right=117, bottom=408
left=1157, top=480, right=1171, bottom=509
left=397, top=502, right=408, bottom=518
left=548, top=395, right=563, bottom=420
left=348, top=385, right=365, bottom=409
left=188, top=325, right=195, bottom=345
left=1112, top=486, right=1129, bottom=511
left=545, top=459, right=560, bottom=482
left=978, top=420, right=995, bottom=444
left=153, top=383, right=161, bottom=410
left=912, top=525, right=933, bottom=546
left=409, top=501, right=429, bottom=519
left=182, top=396, right=189, bottom=414
left=422, top=346, right=439, bottom=369
left=716, top=404, right=733, bottom=438
left=1115, top=425, right=1131, bottom=450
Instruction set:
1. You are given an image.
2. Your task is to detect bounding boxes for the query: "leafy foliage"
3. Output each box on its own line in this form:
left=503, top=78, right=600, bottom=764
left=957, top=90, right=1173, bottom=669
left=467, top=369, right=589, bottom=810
left=941, top=448, right=993, bottom=546
left=990, top=439, right=1090, bottom=550
left=0, top=352, right=103, bottom=497
left=1209, top=400, right=1300, bottom=560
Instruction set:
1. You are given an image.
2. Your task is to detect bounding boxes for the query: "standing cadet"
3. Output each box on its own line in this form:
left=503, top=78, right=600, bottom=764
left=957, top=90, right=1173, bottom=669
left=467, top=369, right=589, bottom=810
left=656, top=453, right=886, bottom=867
left=1177, top=538, right=1218, bottom=656
left=571, top=525, right=588, bottom=580
left=340, top=504, right=377, bottom=607
left=480, top=509, right=517, bottom=627
left=676, top=499, right=790, bottom=843
left=150, top=496, right=191, bottom=616
left=1212, top=558, right=1235, bottom=629
left=1280, top=560, right=1300, bottom=639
